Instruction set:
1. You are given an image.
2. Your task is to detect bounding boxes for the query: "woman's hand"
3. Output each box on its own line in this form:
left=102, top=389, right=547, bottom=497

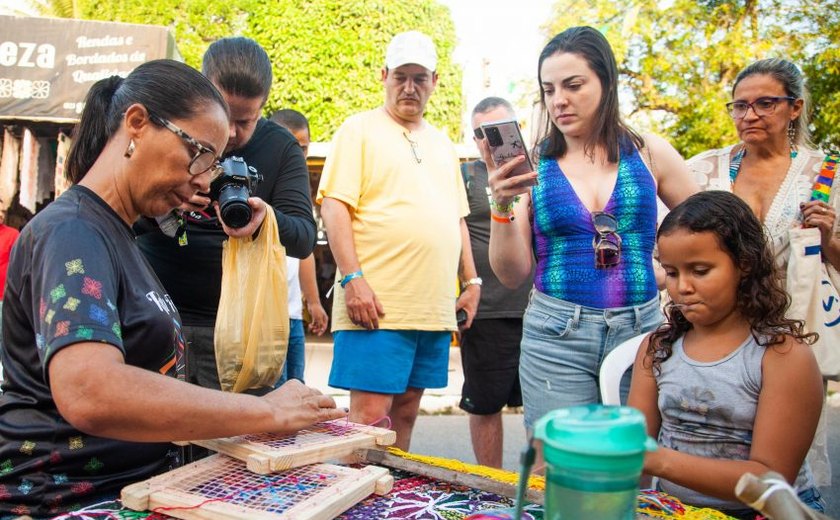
left=801, top=200, right=836, bottom=246
left=487, top=156, right=538, bottom=209
left=215, top=197, right=269, bottom=238
left=264, top=379, right=347, bottom=433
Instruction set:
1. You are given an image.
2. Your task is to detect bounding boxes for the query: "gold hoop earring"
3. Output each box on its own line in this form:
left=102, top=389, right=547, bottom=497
left=124, top=139, right=135, bottom=159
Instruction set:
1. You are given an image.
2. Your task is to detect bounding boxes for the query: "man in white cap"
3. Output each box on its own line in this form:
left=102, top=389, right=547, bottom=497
left=318, top=31, right=479, bottom=450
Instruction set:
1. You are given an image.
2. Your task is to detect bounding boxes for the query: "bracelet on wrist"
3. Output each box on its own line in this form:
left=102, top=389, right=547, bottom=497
left=491, top=212, right=514, bottom=224
left=489, top=195, right=520, bottom=215
left=461, top=277, right=483, bottom=290
left=340, top=270, right=364, bottom=288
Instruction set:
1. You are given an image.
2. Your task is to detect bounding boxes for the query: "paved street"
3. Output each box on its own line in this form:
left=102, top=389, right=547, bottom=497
left=305, top=340, right=840, bottom=517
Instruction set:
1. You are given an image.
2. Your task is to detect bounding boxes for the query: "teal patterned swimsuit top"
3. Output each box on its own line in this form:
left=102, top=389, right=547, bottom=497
left=531, top=140, right=658, bottom=308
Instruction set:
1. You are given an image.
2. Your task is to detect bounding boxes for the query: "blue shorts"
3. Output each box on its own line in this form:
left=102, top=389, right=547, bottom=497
left=329, top=330, right=450, bottom=393
left=520, top=291, right=662, bottom=429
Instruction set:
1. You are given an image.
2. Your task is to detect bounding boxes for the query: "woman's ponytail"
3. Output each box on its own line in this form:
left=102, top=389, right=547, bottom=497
left=64, top=60, right=227, bottom=185
left=65, top=75, right=124, bottom=183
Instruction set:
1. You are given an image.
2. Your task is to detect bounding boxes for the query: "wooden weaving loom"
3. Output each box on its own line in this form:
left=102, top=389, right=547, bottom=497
left=177, top=419, right=396, bottom=474
left=122, top=454, right=393, bottom=520
left=357, top=447, right=546, bottom=505
left=122, top=420, right=397, bottom=518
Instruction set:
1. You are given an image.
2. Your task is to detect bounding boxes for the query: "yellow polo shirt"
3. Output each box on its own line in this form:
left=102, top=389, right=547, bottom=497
left=317, top=108, right=468, bottom=331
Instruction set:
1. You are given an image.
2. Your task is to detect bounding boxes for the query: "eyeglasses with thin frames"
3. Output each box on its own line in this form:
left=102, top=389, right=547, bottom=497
left=592, top=211, right=621, bottom=268
left=403, top=132, right=422, bottom=164
left=149, top=113, right=224, bottom=181
left=725, top=96, right=796, bottom=119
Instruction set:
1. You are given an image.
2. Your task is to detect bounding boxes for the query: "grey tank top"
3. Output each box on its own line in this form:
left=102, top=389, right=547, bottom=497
left=656, top=334, right=816, bottom=512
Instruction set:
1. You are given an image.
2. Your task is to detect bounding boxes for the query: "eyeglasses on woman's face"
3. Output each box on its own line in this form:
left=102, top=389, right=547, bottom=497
left=149, top=113, right=224, bottom=181
left=592, top=211, right=621, bottom=269
left=725, top=96, right=795, bottom=119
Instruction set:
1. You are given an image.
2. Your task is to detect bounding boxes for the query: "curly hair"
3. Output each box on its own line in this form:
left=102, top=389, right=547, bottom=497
left=647, top=191, right=816, bottom=373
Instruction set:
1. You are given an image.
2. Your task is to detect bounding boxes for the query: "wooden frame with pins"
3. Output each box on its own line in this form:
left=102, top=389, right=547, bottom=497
left=122, top=454, right=393, bottom=520
left=178, top=420, right=396, bottom=474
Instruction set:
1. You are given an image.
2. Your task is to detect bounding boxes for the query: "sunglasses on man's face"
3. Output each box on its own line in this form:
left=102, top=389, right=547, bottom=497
left=592, top=211, right=622, bottom=268
left=473, top=127, right=485, bottom=140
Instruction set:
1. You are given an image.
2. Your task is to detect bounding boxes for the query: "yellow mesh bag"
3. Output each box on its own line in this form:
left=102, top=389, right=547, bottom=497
left=214, top=210, right=289, bottom=392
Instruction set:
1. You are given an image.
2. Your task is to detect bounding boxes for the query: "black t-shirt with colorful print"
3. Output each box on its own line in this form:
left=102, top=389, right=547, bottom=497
left=0, top=185, right=183, bottom=518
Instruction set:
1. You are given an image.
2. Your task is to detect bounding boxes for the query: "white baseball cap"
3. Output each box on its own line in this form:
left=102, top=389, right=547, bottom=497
left=385, top=31, right=437, bottom=72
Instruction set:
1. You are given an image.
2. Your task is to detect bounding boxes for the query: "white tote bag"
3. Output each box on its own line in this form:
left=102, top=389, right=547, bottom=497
left=786, top=226, right=840, bottom=377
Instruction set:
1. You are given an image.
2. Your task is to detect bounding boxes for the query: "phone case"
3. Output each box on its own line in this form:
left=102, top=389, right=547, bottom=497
left=456, top=309, right=467, bottom=325
left=480, top=119, right=534, bottom=178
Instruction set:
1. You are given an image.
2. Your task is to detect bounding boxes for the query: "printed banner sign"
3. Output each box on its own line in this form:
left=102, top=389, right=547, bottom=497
left=0, top=15, right=179, bottom=122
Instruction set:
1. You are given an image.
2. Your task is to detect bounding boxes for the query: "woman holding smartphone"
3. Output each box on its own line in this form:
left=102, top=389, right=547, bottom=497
left=488, top=26, right=697, bottom=430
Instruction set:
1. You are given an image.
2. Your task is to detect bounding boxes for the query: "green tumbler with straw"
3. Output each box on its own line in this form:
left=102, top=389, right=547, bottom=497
left=534, top=405, right=657, bottom=519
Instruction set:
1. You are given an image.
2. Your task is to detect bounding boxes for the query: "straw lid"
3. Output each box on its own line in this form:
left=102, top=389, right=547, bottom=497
left=535, top=404, right=657, bottom=456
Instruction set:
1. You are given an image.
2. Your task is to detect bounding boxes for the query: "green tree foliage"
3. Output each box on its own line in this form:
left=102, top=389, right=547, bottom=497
left=75, top=0, right=252, bottom=68
left=803, top=8, right=840, bottom=151
left=29, top=0, right=81, bottom=18
left=48, top=0, right=461, bottom=141
left=247, top=0, right=461, bottom=141
left=545, top=0, right=838, bottom=158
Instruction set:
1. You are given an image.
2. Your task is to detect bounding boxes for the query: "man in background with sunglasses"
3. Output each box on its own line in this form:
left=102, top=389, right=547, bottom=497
left=136, top=37, right=316, bottom=397
left=459, top=97, right=533, bottom=468
left=317, top=31, right=477, bottom=451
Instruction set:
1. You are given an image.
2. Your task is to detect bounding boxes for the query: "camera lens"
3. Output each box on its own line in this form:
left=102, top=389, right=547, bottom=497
left=218, top=184, right=252, bottom=228
left=486, top=127, right=503, bottom=147
left=209, top=156, right=261, bottom=229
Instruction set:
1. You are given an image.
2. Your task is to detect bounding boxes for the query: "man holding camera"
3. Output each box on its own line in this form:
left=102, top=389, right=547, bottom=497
left=137, top=37, right=315, bottom=391
left=317, top=31, right=479, bottom=451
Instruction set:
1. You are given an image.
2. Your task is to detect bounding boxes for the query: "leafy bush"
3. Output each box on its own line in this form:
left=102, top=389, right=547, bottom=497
left=77, top=0, right=462, bottom=141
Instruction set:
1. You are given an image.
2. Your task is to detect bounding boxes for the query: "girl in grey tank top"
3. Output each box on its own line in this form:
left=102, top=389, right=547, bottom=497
left=628, top=192, right=825, bottom=518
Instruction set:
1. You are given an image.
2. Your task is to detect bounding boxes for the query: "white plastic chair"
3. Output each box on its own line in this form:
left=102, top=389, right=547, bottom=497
left=599, top=333, right=648, bottom=405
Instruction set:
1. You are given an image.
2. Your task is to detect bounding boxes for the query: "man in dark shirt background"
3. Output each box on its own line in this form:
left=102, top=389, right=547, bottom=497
left=459, top=97, right=532, bottom=468
left=136, top=37, right=315, bottom=391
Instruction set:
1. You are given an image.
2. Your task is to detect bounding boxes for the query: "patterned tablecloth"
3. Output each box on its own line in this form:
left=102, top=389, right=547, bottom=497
left=41, top=468, right=735, bottom=520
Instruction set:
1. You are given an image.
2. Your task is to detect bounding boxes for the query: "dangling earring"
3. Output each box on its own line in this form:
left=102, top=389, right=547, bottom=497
left=124, top=139, right=135, bottom=158
left=787, top=121, right=798, bottom=158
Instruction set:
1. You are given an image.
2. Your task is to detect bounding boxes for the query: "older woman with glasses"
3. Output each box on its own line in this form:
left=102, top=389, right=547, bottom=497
left=687, top=57, right=836, bottom=488
left=0, top=60, right=345, bottom=517
left=488, top=26, right=698, bottom=431
left=688, top=58, right=831, bottom=232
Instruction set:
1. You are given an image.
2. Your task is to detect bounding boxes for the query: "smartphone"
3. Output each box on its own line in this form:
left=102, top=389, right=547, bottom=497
left=456, top=309, right=468, bottom=326
left=480, top=119, right=535, bottom=180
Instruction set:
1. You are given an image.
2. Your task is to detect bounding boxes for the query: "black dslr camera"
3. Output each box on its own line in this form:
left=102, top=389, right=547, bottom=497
left=210, top=156, right=262, bottom=229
